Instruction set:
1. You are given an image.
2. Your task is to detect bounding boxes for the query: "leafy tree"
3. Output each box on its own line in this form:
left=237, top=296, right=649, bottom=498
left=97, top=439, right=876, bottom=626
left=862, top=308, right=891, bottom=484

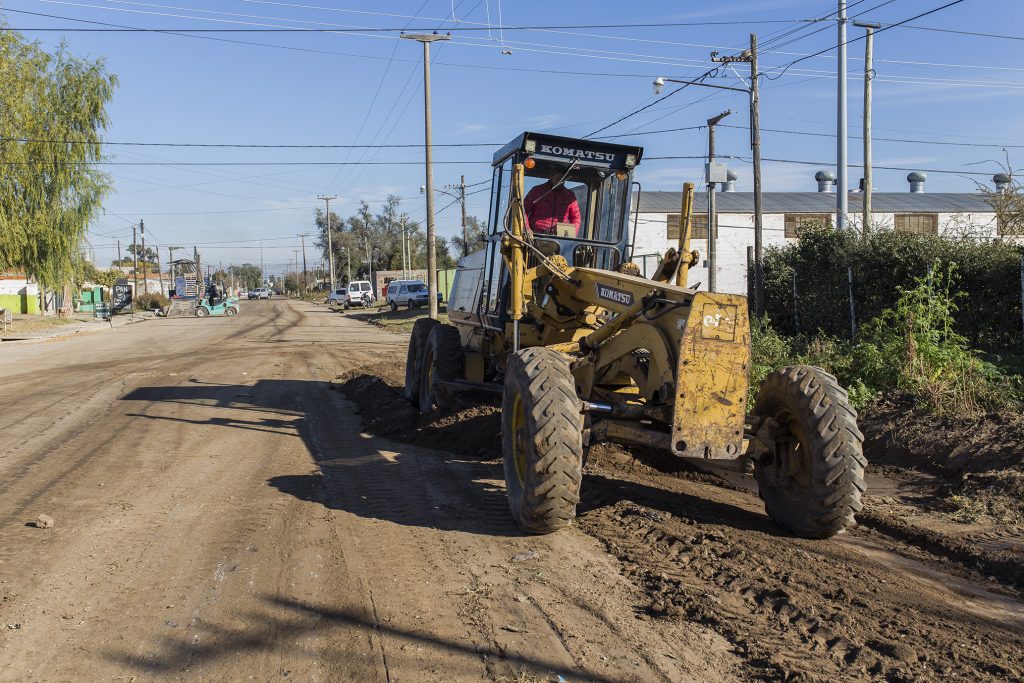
left=81, top=261, right=119, bottom=287
left=0, top=27, right=117, bottom=290
left=228, top=263, right=263, bottom=290
left=313, top=194, right=486, bottom=281
left=449, top=214, right=488, bottom=258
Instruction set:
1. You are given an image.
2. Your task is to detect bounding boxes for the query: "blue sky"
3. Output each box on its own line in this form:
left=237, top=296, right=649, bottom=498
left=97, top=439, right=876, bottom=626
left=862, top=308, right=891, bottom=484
left=4, top=0, right=1022, bottom=274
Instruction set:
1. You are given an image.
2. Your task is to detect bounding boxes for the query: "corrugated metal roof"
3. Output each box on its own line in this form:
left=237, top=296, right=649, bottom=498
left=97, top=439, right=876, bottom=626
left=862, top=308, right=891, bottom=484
left=634, top=191, right=994, bottom=214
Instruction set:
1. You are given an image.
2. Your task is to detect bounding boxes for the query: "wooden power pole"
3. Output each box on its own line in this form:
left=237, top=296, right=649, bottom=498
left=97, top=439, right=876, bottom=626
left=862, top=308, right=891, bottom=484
left=855, top=21, right=881, bottom=235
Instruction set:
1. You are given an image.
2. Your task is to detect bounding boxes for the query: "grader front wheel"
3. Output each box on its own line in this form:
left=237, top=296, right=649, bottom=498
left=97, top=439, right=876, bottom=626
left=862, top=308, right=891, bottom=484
left=752, top=365, right=866, bottom=539
left=501, top=348, right=584, bottom=534
left=404, top=318, right=439, bottom=407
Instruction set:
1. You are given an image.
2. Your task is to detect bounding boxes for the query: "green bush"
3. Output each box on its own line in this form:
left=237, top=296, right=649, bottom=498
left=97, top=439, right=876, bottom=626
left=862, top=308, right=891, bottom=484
left=135, top=292, right=170, bottom=310
left=751, top=264, right=1022, bottom=415
left=851, top=263, right=1018, bottom=413
left=762, top=225, right=1023, bottom=351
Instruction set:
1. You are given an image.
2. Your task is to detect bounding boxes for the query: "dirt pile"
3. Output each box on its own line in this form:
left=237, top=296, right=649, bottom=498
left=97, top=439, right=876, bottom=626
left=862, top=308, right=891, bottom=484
left=860, top=393, right=1024, bottom=522
left=335, top=362, right=502, bottom=459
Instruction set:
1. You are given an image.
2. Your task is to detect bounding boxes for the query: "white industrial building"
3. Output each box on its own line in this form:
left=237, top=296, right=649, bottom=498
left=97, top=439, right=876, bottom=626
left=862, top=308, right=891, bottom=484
left=630, top=171, right=1009, bottom=295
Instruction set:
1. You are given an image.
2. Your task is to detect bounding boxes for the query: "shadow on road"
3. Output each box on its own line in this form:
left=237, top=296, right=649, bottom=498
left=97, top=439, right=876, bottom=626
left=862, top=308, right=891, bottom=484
left=121, top=379, right=516, bottom=537
left=103, top=594, right=628, bottom=682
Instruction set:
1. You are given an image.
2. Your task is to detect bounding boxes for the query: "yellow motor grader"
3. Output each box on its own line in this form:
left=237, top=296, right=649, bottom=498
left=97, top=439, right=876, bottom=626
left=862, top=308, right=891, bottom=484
left=405, top=132, right=865, bottom=538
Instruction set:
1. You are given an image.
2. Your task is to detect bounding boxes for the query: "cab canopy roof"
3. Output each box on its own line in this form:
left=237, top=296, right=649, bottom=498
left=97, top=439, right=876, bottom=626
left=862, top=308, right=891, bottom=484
left=493, top=131, right=643, bottom=170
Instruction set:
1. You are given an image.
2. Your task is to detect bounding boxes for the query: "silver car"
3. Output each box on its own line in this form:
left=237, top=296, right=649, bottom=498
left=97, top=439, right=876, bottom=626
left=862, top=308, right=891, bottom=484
left=326, top=288, right=348, bottom=305
left=386, top=280, right=442, bottom=311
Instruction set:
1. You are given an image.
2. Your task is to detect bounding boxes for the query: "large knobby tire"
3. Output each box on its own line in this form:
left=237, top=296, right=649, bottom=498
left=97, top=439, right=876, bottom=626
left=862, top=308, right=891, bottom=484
left=417, top=324, right=463, bottom=414
left=502, top=348, right=584, bottom=534
left=753, top=365, right=866, bottom=539
left=404, top=318, right=440, bottom=407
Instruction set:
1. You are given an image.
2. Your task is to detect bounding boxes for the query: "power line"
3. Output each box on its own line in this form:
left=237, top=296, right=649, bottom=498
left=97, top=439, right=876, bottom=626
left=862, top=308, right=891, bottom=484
left=583, top=67, right=721, bottom=138
left=1, top=9, right=818, bottom=32
left=644, top=153, right=1004, bottom=177
left=763, top=0, right=969, bottom=82
left=0, top=138, right=499, bottom=148
left=0, top=160, right=491, bottom=166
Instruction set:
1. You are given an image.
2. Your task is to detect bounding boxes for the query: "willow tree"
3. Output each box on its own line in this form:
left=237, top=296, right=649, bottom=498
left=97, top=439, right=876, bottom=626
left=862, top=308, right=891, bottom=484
left=0, top=28, right=117, bottom=290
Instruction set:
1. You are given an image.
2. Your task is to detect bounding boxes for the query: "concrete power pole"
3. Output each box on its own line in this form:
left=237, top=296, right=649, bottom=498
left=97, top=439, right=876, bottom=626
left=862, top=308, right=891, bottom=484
left=706, top=110, right=732, bottom=294
left=459, top=174, right=468, bottom=256
left=318, top=195, right=337, bottom=289
left=855, top=21, right=880, bottom=235
left=132, top=225, right=139, bottom=299
left=155, top=246, right=165, bottom=296
left=299, top=233, right=309, bottom=291
left=402, top=32, right=450, bottom=320
left=140, top=219, right=148, bottom=295
left=837, top=0, right=849, bottom=230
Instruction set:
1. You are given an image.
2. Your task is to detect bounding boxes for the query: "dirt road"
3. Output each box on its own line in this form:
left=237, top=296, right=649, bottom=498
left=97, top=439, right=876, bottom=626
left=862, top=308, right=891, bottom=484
left=1, top=299, right=1021, bottom=682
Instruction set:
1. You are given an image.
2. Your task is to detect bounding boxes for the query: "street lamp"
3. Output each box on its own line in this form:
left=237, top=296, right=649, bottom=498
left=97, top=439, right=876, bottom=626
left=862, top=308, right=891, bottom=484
left=652, top=35, right=765, bottom=315
left=318, top=194, right=337, bottom=289
left=401, top=31, right=450, bottom=320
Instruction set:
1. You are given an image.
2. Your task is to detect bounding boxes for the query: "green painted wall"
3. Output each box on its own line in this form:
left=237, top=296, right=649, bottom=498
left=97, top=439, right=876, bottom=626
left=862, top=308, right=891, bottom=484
left=0, top=292, right=38, bottom=314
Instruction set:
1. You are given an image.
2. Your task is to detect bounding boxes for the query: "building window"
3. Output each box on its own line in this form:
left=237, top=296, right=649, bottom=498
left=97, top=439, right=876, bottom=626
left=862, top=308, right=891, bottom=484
left=667, top=213, right=709, bottom=240
left=783, top=213, right=832, bottom=238
left=894, top=213, right=938, bottom=235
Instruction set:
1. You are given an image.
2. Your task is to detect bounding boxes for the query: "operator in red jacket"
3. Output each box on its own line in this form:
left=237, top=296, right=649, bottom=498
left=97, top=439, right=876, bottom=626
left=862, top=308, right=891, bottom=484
left=524, top=171, right=581, bottom=236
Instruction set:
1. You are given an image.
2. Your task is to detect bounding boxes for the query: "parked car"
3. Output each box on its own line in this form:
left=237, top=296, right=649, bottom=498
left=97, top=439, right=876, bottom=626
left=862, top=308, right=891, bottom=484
left=386, top=279, right=443, bottom=311
left=248, top=288, right=272, bottom=300
left=326, top=288, right=348, bottom=305
left=344, top=281, right=374, bottom=309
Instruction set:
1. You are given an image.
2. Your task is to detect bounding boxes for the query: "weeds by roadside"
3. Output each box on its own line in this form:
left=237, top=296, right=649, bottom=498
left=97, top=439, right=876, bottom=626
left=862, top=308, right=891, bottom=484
left=751, top=262, right=1022, bottom=415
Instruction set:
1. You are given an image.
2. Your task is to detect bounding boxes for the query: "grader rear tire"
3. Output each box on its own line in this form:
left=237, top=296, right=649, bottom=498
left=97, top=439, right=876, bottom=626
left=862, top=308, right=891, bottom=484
left=501, top=348, right=583, bottom=534
left=753, top=365, right=866, bottom=539
left=404, top=318, right=439, bottom=408
left=417, top=324, right=463, bottom=414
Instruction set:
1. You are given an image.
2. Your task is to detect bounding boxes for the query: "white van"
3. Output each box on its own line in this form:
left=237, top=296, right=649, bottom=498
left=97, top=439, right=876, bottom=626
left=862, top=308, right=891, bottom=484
left=344, top=280, right=374, bottom=308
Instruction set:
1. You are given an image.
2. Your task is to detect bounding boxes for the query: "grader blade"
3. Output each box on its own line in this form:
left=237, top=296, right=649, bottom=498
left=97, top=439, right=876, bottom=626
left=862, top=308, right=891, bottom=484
left=671, top=292, right=751, bottom=460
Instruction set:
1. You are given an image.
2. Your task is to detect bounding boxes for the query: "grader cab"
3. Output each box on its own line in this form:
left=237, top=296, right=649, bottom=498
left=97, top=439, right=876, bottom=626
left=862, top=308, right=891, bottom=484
left=405, top=131, right=865, bottom=538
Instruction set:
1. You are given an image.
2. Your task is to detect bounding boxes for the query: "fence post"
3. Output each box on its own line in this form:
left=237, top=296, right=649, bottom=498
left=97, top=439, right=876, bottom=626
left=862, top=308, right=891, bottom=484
left=847, top=265, right=857, bottom=339
left=792, top=268, right=800, bottom=333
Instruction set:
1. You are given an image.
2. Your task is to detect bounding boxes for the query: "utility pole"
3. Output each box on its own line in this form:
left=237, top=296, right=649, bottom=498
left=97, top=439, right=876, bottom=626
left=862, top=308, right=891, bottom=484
left=156, top=246, right=165, bottom=296
left=299, top=233, right=309, bottom=291
left=706, top=110, right=732, bottom=293
left=117, top=240, right=122, bottom=267
left=140, top=219, right=148, bottom=295
left=402, top=32, right=450, bottom=320
left=711, top=34, right=764, bottom=314
left=132, top=225, right=139, bottom=299
left=167, top=246, right=176, bottom=292
left=750, top=35, right=764, bottom=316
left=444, top=175, right=468, bottom=256
left=259, top=240, right=265, bottom=286
left=318, top=195, right=337, bottom=288
left=837, top=0, right=849, bottom=230
left=400, top=217, right=408, bottom=279
left=293, top=250, right=300, bottom=292
left=365, top=236, right=374, bottom=300
left=855, top=20, right=880, bottom=236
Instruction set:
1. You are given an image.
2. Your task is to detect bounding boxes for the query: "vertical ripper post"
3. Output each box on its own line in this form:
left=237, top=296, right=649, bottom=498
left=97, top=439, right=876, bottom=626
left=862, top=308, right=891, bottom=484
left=505, top=163, right=528, bottom=351
left=676, top=182, right=696, bottom=288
